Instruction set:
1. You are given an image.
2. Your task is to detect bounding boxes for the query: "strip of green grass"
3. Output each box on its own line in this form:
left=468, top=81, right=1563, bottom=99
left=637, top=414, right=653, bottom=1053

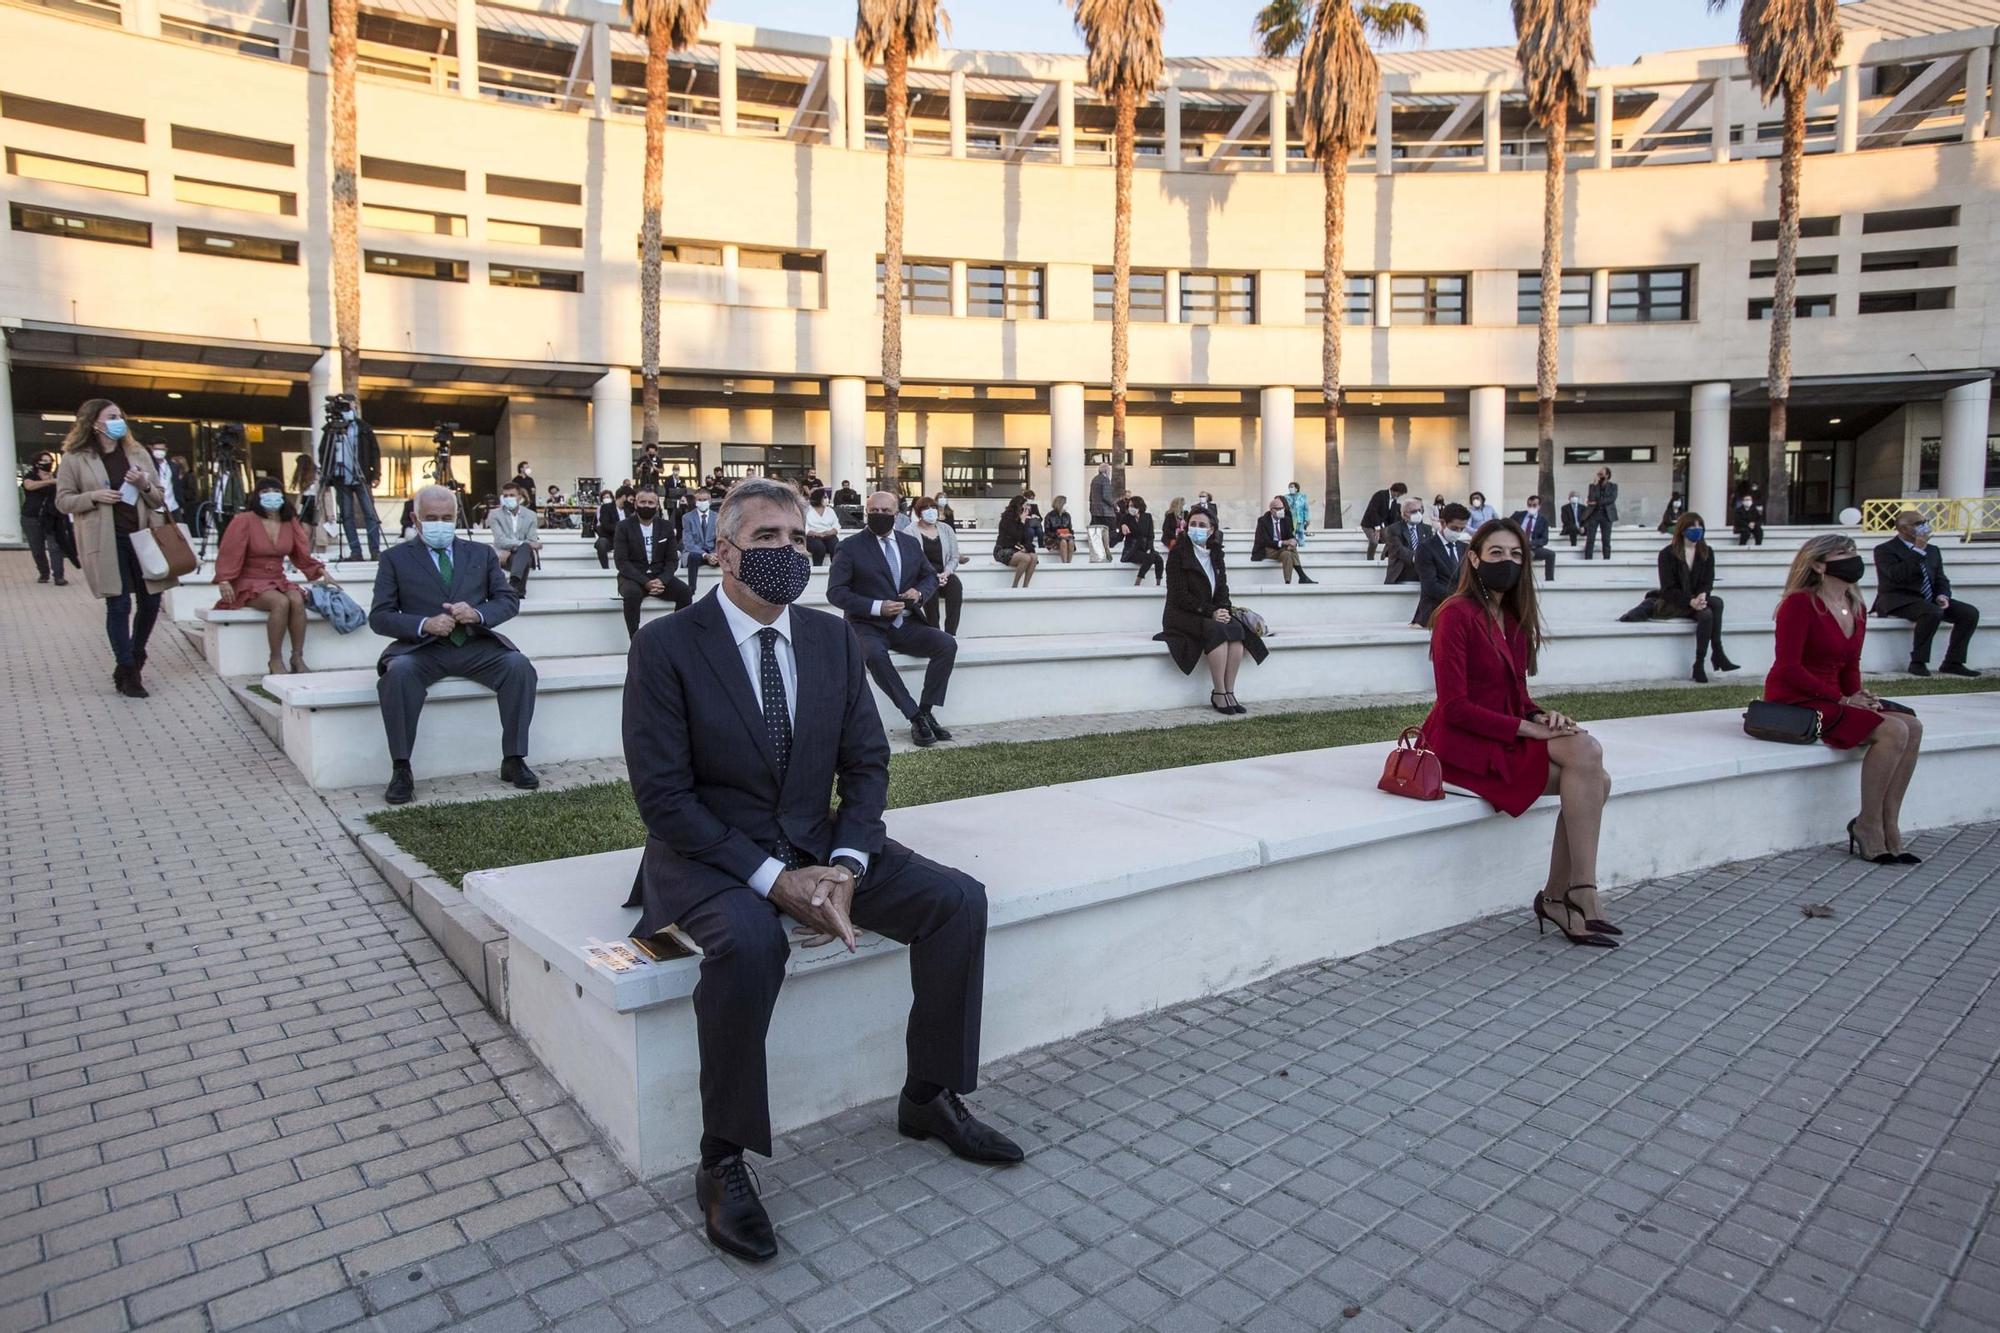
left=371, top=674, right=2000, bottom=886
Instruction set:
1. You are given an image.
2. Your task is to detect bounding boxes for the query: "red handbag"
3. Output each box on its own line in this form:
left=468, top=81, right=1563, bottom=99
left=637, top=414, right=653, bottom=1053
left=1378, top=727, right=1445, bottom=801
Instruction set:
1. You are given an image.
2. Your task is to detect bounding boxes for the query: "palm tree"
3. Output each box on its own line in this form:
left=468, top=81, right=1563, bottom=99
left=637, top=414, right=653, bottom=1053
left=623, top=0, right=712, bottom=457
left=329, top=0, right=360, bottom=400
left=856, top=2, right=947, bottom=496
left=1259, top=1, right=1427, bottom=530
left=1068, top=0, right=1165, bottom=497
left=1711, top=0, right=1842, bottom=524
left=1513, top=0, right=1596, bottom=515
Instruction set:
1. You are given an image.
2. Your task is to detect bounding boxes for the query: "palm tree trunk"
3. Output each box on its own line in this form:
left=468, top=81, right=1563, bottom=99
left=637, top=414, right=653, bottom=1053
left=1764, top=84, right=1804, bottom=525
left=1321, top=151, right=1347, bottom=529
left=1534, top=97, right=1567, bottom=512
left=881, top=33, right=908, bottom=494
left=329, top=0, right=360, bottom=401
left=1110, top=83, right=1135, bottom=496
left=639, top=16, right=668, bottom=453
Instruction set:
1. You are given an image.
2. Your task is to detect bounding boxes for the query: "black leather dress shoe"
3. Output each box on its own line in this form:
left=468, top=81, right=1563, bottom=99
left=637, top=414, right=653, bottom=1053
left=695, top=1157, right=777, bottom=1262
left=1908, top=660, right=1932, bottom=677
left=920, top=710, right=953, bottom=742
left=500, top=757, right=541, bottom=789
left=384, top=765, right=415, bottom=805
left=910, top=714, right=938, bottom=748
left=1940, top=662, right=1981, bottom=678
left=897, top=1091, right=1024, bottom=1165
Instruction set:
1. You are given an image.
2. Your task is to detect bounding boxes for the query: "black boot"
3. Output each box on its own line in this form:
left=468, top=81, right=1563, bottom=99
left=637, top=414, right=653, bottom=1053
left=118, top=660, right=150, bottom=698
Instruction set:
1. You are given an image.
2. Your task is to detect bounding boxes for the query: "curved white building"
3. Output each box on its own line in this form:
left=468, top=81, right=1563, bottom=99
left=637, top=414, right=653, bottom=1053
left=1, top=0, right=1996, bottom=539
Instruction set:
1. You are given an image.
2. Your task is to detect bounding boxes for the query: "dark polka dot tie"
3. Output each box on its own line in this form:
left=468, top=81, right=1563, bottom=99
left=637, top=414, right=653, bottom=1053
left=758, top=627, right=792, bottom=778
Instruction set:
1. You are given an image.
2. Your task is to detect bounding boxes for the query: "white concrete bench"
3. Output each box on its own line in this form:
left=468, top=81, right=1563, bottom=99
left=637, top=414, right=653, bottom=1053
left=461, top=695, right=2000, bottom=1179
left=262, top=615, right=1994, bottom=789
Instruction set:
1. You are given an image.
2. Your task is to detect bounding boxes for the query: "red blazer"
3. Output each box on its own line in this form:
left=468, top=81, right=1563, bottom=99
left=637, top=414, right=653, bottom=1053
left=1419, top=597, right=1540, bottom=778
left=1764, top=590, right=1863, bottom=720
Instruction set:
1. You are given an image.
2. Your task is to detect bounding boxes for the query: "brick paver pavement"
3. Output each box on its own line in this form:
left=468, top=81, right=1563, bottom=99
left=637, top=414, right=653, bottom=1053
left=6, top=560, right=2000, bottom=1332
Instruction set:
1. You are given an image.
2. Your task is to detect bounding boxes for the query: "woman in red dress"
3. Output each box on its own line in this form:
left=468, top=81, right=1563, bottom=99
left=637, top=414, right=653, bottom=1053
left=1764, top=534, right=1925, bottom=864
left=1419, top=518, right=1618, bottom=948
left=214, top=475, right=336, bottom=675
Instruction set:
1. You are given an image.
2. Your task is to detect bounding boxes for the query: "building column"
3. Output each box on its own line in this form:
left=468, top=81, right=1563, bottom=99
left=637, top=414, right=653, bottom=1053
left=1689, top=380, right=1731, bottom=522
left=1940, top=377, right=1993, bottom=499
left=1373, top=271, right=1392, bottom=328
left=949, top=69, right=967, bottom=158
left=1376, top=88, right=1394, bottom=175
left=846, top=44, right=868, bottom=150
left=592, top=370, right=632, bottom=487
left=123, top=0, right=161, bottom=37
left=719, top=37, right=738, bottom=134
left=1965, top=43, right=1990, bottom=144
left=0, top=337, right=20, bottom=544
left=722, top=244, right=741, bottom=306
left=830, top=376, right=868, bottom=492
left=1164, top=79, right=1184, bottom=170
left=1270, top=84, right=1288, bottom=173
left=1051, top=382, right=1086, bottom=513
left=1058, top=78, right=1076, bottom=166
left=1590, top=267, right=1610, bottom=324
left=949, top=259, right=968, bottom=318
left=1594, top=83, right=1613, bottom=168
left=1260, top=387, right=1297, bottom=503
left=456, top=0, right=480, bottom=99
left=826, top=49, right=847, bottom=147
left=1483, top=88, right=1502, bottom=173
left=1468, top=386, right=1506, bottom=514
left=590, top=22, right=612, bottom=118
left=1164, top=269, right=1182, bottom=325
left=306, top=0, right=330, bottom=74
left=1711, top=76, right=1730, bottom=163
left=1838, top=64, right=1860, bottom=153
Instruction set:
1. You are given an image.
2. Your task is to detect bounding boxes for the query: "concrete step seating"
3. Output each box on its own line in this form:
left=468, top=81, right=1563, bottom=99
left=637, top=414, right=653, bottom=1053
left=459, top=694, right=2000, bottom=1178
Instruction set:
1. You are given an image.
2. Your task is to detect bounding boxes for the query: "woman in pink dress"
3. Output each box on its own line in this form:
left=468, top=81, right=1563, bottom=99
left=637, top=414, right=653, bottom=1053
left=214, top=475, right=335, bottom=675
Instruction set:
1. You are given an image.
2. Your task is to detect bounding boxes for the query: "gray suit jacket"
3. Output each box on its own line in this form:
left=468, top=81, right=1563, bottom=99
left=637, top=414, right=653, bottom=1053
left=368, top=538, right=520, bottom=667
left=486, top=506, right=540, bottom=553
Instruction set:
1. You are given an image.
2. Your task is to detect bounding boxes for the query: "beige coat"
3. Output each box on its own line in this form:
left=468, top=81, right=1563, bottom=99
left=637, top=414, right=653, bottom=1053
left=54, top=443, right=178, bottom=599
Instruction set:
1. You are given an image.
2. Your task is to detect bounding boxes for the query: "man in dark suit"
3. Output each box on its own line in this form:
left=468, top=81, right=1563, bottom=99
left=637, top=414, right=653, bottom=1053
left=1510, top=495, right=1557, bottom=582
left=622, top=477, right=1021, bottom=1262
left=1382, top=496, right=1430, bottom=586
left=1873, top=510, right=1981, bottom=677
left=1358, top=481, right=1407, bottom=561
left=1583, top=468, right=1618, bottom=560
left=1413, top=503, right=1470, bottom=626
left=681, top=492, right=721, bottom=594
left=369, top=486, right=540, bottom=805
left=1560, top=491, right=1586, bottom=546
left=614, top=485, right=692, bottom=637
left=826, top=491, right=957, bottom=747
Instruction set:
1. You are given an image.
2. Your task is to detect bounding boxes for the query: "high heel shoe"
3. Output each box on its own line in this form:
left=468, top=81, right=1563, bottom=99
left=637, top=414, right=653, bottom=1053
left=1568, top=883, right=1623, bottom=935
left=1209, top=691, right=1233, bottom=715
left=1893, top=851, right=1923, bottom=865
left=1846, top=818, right=1899, bottom=865
left=1225, top=693, right=1247, bottom=715
left=1711, top=652, right=1740, bottom=673
left=1533, top=888, right=1618, bottom=948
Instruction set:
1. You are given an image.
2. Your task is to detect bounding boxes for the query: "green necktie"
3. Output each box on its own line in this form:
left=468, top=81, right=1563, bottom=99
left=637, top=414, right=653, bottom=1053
left=435, top=549, right=468, bottom=645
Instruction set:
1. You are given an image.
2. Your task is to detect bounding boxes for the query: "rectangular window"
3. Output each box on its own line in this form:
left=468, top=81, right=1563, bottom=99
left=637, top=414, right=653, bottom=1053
left=1151, top=450, right=1238, bottom=467
left=1455, top=447, right=1537, bottom=465
left=1748, top=295, right=1835, bottom=320
left=488, top=218, right=582, bottom=248
left=490, top=264, right=581, bottom=291
left=1607, top=267, right=1691, bottom=323
left=486, top=172, right=580, bottom=205
left=1305, top=274, right=1374, bottom=325
left=1860, top=247, right=1956, bottom=273
left=10, top=202, right=150, bottom=247
left=1389, top=274, right=1467, bottom=326
left=1862, top=206, right=1958, bottom=235
left=1751, top=215, right=1838, bottom=242
left=1858, top=288, right=1953, bottom=315
left=364, top=251, right=467, bottom=282
left=721, top=443, right=813, bottom=480
left=177, top=227, right=297, bottom=264
left=1749, top=255, right=1838, bottom=278
left=1563, top=446, right=1656, bottom=464
left=661, top=241, right=723, bottom=266
left=5, top=148, right=147, bottom=195
left=1094, top=269, right=1168, bottom=323
left=1516, top=271, right=1592, bottom=326
left=172, top=125, right=293, bottom=166
left=865, top=447, right=926, bottom=496
left=876, top=260, right=952, bottom=315
left=174, top=176, right=297, bottom=216
left=966, top=264, right=1044, bottom=320
left=360, top=157, right=465, bottom=190
left=1, top=92, right=144, bottom=142
left=1917, top=436, right=2000, bottom=490
left=941, top=447, right=1030, bottom=499
left=1179, top=272, right=1256, bottom=325
left=738, top=247, right=822, bottom=272
left=362, top=204, right=467, bottom=237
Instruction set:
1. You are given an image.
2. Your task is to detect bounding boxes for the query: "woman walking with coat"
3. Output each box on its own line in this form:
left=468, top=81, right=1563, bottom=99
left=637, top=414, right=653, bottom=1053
left=55, top=398, right=179, bottom=697
left=1159, top=508, right=1266, bottom=714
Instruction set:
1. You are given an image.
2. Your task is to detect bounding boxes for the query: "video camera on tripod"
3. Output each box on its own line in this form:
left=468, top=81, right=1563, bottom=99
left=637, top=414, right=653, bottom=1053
left=426, top=422, right=461, bottom=487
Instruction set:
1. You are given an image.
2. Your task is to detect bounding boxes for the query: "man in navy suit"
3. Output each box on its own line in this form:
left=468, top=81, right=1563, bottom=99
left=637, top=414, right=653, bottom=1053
left=1412, top=503, right=1469, bottom=626
left=1510, top=494, right=1557, bottom=582
left=622, top=478, right=1021, bottom=1263
left=369, top=485, right=539, bottom=805
left=826, top=491, right=958, bottom=747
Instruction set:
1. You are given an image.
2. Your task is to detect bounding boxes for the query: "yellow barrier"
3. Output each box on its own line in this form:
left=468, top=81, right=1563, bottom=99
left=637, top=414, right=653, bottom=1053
left=1861, top=498, right=2000, bottom=538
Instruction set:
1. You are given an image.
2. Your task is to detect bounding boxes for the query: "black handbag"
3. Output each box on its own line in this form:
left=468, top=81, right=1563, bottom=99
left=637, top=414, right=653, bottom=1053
left=1743, top=700, right=1822, bottom=745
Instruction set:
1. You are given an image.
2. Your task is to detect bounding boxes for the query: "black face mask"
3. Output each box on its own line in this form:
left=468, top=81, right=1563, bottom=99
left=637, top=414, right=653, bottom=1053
left=1476, top=559, right=1522, bottom=595
left=635, top=506, right=658, bottom=520
left=1823, top=556, right=1866, bottom=584
left=866, top=512, right=897, bottom=537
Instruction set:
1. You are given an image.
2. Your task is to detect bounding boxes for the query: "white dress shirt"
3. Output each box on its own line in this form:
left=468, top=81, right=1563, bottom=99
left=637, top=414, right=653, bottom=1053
left=714, top=590, right=870, bottom=896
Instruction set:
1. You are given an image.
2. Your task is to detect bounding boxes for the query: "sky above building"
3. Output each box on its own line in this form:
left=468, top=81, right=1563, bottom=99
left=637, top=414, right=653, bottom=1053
left=720, top=1, right=1743, bottom=64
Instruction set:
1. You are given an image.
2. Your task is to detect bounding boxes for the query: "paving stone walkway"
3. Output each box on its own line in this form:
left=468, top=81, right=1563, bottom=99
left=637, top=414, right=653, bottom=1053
left=6, top=558, right=2000, bottom=1333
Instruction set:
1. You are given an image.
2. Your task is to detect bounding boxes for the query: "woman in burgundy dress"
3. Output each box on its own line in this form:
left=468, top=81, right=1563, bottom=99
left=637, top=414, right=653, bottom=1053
left=1764, top=535, right=1925, bottom=864
left=1419, top=518, right=1619, bottom=948
left=214, top=476, right=335, bottom=675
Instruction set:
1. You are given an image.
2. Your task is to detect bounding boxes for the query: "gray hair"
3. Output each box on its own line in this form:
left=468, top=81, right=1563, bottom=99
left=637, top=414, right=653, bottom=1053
left=414, top=484, right=456, bottom=511
left=716, top=477, right=808, bottom=545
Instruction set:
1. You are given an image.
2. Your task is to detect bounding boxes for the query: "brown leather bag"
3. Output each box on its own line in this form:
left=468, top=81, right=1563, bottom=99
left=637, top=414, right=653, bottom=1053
left=1378, top=727, right=1445, bottom=801
left=130, top=521, right=198, bottom=580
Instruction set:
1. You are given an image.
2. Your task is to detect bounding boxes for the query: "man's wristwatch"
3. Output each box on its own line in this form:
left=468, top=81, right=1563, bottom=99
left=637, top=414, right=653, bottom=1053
left=831, top=856, right=866, bottom=885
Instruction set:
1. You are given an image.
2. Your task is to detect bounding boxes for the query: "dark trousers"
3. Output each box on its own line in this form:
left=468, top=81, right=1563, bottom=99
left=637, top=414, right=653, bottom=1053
left=105, top=533, right=161, bottom=668
left=1126, top=551, right=1165, bottom=582
left=1364, top=524, right=1385, bottom=560
left=852, top=618, right=956, bottom=720
left=920, top=577, right=963, bottom=636
left=23, top=516, right=66, bottom=580
left=1893, top=599, right=1980, bottom=667
left=685, top=552, right=716, bottom=594
left=1529, top=544, right=1555, bottom=582
left=621, top=580, right=693, bottom=637
left=500, top=545, right=535, bottom=596
left=330, top=480, right=383, bottom=559
left=678, top=842, right=987, bottom=1157
left=1582, top=512, right=1612, bottom=559
left=376, top=638, right=537, bottom=764
left=806, top=533, right=841, bottom=567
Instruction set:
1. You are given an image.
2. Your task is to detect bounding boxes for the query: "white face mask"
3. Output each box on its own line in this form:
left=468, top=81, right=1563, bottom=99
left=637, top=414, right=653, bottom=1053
left=500, top=496, right=520, bottom=511
left=1185, top=527, right=1210, bottom=544
left=695, top=499, right=710, bottom=512
left=1447, top=527, right=1470, bottom=543
left=921, top=508, right=939, bottom=524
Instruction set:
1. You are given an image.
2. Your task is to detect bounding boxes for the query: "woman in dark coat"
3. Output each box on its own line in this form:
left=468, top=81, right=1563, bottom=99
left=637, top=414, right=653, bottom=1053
left=1159, top=509, right=1266, bottom=714
left=1652, top=511, right=1741, bottom=683
left=1120, top=496, right=1164, bottom=585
